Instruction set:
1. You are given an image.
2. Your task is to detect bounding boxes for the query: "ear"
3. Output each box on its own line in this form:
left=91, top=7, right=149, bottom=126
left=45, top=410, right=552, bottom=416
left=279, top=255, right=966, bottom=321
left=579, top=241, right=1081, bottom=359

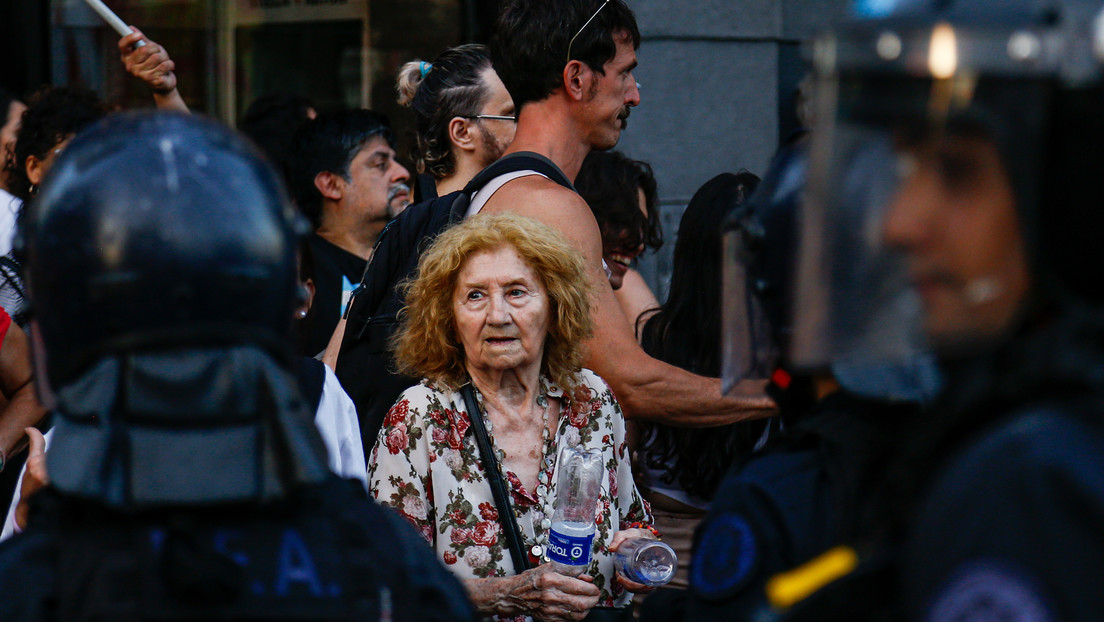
left=313, top=171, right=344, bottom=201
left=295, top=278, right=316, bottom=318
left=562, top=60, right=591, bottom=102
left=448, top=117, right=478, bottom=154
left=304, top=277, right=316, bottom=311
left=25, top=155, right=46, bottom=187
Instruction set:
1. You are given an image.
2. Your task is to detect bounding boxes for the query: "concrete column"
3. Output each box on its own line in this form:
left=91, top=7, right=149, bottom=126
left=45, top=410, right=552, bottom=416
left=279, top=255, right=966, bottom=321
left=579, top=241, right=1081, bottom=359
left=617, top=0, right=847, bottom=300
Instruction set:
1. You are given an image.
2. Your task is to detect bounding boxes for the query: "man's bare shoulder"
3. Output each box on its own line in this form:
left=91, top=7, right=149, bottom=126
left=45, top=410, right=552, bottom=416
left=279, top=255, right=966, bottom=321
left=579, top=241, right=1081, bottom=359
left=483, top=174, right=596, bottom=241
left=483, top=174, right=591, bottom=217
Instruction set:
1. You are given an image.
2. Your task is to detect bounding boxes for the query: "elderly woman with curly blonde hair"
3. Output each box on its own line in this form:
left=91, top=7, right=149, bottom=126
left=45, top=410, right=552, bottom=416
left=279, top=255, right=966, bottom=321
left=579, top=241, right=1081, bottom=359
left=368, top=212, right=655, bottom=622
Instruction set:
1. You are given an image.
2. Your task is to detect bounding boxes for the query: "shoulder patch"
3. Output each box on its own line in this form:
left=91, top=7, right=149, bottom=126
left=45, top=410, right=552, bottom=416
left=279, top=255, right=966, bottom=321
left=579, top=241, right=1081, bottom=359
left=926, top=561, right=1056, bottom=622
left=690, top=512, right=761, bottom=600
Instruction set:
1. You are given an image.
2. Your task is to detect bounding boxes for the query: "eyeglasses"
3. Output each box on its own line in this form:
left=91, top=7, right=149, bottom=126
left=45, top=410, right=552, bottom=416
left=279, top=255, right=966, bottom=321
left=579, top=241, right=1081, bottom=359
left=462, top=114, right=517, bottom=122
left=567, top=0, right=611, bottom=63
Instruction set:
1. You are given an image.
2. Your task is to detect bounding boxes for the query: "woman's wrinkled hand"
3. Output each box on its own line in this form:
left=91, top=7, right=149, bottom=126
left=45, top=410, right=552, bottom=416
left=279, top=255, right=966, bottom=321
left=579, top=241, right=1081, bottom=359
left=467, top=564, right=600, bottom=622
left=609, top=527, right=659, bottom=594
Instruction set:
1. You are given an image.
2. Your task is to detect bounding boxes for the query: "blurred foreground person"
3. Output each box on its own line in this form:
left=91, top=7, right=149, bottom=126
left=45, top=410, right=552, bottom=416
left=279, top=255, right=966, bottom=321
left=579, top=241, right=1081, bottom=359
left=770, top=1, right=1104, bottom=619
left=0, top=112, right=473, bottom=621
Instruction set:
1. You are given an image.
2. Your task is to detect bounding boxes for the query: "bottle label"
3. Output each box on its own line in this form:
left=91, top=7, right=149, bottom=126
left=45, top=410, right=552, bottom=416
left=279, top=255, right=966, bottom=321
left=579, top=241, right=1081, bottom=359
left=547, top=528, right=595, bottom=566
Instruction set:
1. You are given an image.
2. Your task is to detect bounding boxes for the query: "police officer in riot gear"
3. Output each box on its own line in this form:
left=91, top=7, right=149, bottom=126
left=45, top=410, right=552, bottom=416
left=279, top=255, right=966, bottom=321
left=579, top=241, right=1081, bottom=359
left=639, top=134, right=939, bottom=621
left=769, top=0, right=1104, bottom=619
left=0, top=112, right=475, bottom=621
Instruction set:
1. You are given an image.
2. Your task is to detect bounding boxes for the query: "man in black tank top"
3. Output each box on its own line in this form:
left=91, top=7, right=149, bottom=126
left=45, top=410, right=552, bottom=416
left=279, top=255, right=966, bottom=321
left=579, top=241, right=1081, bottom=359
left=480, top=0, right=775, bottom=429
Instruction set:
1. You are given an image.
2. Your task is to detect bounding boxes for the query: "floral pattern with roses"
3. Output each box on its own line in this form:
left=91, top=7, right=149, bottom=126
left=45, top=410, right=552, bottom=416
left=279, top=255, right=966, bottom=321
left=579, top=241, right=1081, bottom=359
left=368, top=369, right=652, bottom=617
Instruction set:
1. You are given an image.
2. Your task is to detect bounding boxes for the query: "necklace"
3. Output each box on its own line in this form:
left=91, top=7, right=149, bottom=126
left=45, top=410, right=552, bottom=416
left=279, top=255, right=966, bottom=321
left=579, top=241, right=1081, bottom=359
left=476, top=378, right=561, bottom=565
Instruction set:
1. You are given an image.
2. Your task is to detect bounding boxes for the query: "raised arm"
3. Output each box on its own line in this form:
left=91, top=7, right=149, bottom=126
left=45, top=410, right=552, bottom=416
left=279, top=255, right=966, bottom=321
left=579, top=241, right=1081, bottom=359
left=483, top=179, right=775, bottom=427
left=118, top=27, right=190, bottom=113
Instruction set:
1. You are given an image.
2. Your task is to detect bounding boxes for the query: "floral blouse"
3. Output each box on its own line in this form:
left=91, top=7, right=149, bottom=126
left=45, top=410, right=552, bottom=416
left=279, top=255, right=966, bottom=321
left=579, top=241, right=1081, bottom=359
left=368, top=368, right=651, bottom=616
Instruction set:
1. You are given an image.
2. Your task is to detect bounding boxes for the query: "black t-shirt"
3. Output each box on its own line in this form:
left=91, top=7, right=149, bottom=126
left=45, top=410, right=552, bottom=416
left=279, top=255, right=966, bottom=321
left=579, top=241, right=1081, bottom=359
left=301, top=234, right=367, bottom=357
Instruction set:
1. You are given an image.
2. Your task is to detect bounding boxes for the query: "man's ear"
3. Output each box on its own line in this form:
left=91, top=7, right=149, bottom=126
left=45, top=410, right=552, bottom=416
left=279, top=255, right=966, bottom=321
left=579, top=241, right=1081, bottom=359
left=313, top=171, right=344, bottom=201
left=448, top=117, right=478, bottom=153
left=563, top=60, right=591, bottom=102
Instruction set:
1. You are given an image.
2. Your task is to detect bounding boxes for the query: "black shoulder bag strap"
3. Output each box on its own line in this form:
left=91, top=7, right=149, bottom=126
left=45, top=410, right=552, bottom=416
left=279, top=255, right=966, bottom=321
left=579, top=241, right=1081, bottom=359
left=460, top=383, right=531, bottom=573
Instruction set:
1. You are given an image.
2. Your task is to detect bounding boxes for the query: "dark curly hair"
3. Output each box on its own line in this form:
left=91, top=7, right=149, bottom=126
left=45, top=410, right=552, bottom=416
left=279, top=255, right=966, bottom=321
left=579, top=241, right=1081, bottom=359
left=491, top=0, right=640, bottom=112
left=4, top=85, right=109, bottom=201
left=638, top=171, right=765, bottom=501
left=575, top=150, right=661, bottom=254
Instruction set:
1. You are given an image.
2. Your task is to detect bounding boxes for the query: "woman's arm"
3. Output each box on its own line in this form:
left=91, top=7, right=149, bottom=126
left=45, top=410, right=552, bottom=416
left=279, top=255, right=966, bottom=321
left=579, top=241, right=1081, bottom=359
left=0, top=321, right=47, bottom=462
left=367, top=392, right=437, bottom=545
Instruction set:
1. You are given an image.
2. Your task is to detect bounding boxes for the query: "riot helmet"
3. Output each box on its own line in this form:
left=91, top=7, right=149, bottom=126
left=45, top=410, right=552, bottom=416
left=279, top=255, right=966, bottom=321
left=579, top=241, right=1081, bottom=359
left=723, top=134, right=941, bottom=403
left=23, top=112, right=329, bottom=507
left=793, top=0, right=1104, bottom=370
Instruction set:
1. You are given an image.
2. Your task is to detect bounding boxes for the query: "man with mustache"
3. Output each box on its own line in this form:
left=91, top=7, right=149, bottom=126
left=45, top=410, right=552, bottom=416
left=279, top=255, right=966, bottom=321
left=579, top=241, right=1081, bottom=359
left=472, top=0, right=774, bottom=427
left=286, top=110, right=411, bottom=356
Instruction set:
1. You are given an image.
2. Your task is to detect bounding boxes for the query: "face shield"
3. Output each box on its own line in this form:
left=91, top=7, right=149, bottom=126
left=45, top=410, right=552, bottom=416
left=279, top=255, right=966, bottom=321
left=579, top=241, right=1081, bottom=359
left=792, top=17, right=1085, bottom=375
left=721, top=143, right=806, bottom=395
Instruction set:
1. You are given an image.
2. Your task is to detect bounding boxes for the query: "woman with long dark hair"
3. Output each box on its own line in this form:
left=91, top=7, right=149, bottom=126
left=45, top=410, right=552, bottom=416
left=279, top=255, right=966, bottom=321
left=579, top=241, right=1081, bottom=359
left=634, top=170, right=767, bottom=588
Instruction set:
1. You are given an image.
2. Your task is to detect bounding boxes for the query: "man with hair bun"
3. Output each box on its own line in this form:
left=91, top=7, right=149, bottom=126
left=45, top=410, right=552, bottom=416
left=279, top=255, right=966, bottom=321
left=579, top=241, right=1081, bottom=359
left=396, top=44, right=516, bottom=200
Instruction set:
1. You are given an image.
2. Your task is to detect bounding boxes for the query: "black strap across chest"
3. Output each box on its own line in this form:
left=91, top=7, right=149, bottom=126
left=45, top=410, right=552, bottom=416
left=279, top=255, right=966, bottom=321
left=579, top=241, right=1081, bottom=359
left=460, top=384, right=531, bottom=573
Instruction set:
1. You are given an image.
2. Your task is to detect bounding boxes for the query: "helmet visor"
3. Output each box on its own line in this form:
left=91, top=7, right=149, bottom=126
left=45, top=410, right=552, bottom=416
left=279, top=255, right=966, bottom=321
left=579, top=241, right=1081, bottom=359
left=794, top=29, right=1050, bottom=370
left=721, top=219, right=776, bottom=395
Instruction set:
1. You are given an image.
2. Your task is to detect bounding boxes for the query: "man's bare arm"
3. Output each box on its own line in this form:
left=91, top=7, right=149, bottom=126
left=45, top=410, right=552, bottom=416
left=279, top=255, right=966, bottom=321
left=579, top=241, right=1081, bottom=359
left=483, top=178, right=775, bottom=427
left=614, top=268, right=659, bottom=340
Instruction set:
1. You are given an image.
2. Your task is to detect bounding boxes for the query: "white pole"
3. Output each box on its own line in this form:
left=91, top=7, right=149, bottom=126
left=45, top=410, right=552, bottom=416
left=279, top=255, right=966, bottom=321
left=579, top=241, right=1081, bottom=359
left=81, top=0, right=146, bottom=47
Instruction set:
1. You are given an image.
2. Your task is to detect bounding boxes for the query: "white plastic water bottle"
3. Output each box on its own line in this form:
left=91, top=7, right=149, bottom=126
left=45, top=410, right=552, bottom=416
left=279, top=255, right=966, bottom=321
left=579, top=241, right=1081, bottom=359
left=614, top=538, right=677, bottom=586
left=548, top=446, right=603, bottom=574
